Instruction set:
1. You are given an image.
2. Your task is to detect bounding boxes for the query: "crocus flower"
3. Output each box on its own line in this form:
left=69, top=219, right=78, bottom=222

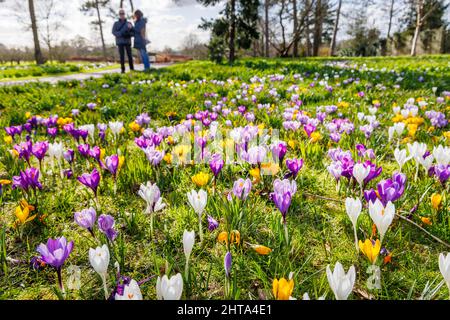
left=224, top=251, right=232, bottom=277
left=359, top=239, right=381, bottom=264
left=77, top=168, right=100, bottom=197
left=183, top=230, right=195, bottom=263
left=271, top=142, right=287, bottom=163
left=369, top=199, right=395, bottom=243
left=433, top=145, right=450, bottom=166
left=362, top=161, right=382, bottom=184
left=207, top=215, right=219, bottom=231
left=431, top=193, right=442, bottom=210
left=209, top=153, right=224, bottom=177
left=345, top=197, right=362, bottom=251
left=36, top=237, right=74, bottom=291
left=74, top=207, right=96, bottom=232
left=191, top=172, right=210, bottom=187
left=12, top=167, right=42, bottom=191
left=14, top=141, right=32, bottom=164
left=439, top=253, right=450, bottom=294
left=352, top=162, right=370, bottom=186
left=326, top=262, right=356, bottom=300
left=434, top=164, right=450, bottom=184
left=156, top=274, right=183, bottom=300
left=232, top=178, right=252, bottom=200
left=394, top=148, right=409, bottom=171
left=187, top=189, right=207, bottom=216
left=98, top=214, right=117, bottom=241
left=375, top=172, right=406, bottom=205
left=63, top=149, right=74, bottom=164
left=285, top=158, right=303, bottom=178
left=104, top=155, right=119, bottom=177
left=115, top=279, right=143, bottom=300
left=89, top=244, right=110, bottom=299
left=109, top=121, right=123, bottom=137
left=32, top=141, right=48, bottom=162
left=273, top=277, right=294, bottom=300
left=138, top=182, right=165, bottom=214
left=48, top=142, right=64, bottom=161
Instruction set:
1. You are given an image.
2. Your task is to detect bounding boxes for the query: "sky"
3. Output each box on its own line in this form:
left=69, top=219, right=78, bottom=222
left=0, top=0, right=448, bottom=51
left=0, top=0, right=223, bottom=51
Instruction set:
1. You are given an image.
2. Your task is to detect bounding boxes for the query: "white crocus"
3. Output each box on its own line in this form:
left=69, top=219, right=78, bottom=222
left=89, top=244, right=110, bottom=299
left=187, top=189, right=207, bottom=243
left=326, top=262, right=356, bottom=300
left=433, top=145, right=450, bottom=165
left=418, top=154, right=434, bottom=172
left=394, top=148, right=409, bottom=171
left=183, top=230, right=195, bottom=280
left=115, top=279, right=143, bottom=300
left=156, top=273, right=183, bottom=300
left=138, top=182, right=165, bottom=213
left=439, top=253, right=450, bottom=296
left=345, top=197, right=362, bottom=251
left=109, top=121, right=123, bottom=138
left=48, top=142, right=64, bottom=161
left=352, top=163, right=370, bottom=186
left=369, top=199, right=395, bottom=243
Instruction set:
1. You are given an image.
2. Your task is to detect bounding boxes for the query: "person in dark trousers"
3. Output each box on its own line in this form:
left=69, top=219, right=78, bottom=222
left=112, top=8, right=134, bottom=73
left=133, top=10, right=150, bottom=71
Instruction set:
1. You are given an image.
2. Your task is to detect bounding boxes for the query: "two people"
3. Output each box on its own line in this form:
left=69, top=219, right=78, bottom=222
left=112, top=9, right=150, bottom=73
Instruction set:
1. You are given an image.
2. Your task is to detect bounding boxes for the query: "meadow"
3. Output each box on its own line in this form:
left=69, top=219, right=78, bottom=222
left=0, top=55, right=449, bottom=300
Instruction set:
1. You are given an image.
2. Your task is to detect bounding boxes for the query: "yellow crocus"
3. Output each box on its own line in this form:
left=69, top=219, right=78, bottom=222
left=310, top=131, right=322, bottom=143
left=192, top=172, right=210, bottom=187
left=163, top=153, right=172, bottom=164
left=273, top=277, right=294, bottom=300
left=129, top=121, right=141, bottom=132
left=218, top=230, right=240, bottom=245
left=431, top=193, right=442, bottom=210
left=253, top=245, right=272, bottom=255
left=4, top=136, right=13, bottom=145
left=15, top=204, right=36, bottom=225
left=359, top=239, right=381, bottom=264
left=249, top=167, right=261, bottom=184
left=421, top=217, right=432, bottom=225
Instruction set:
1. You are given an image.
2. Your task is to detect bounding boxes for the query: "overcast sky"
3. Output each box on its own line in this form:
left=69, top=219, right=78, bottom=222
left=0, top=0, right=222, bottom=51
left=0, top=0, right=448, bottom=51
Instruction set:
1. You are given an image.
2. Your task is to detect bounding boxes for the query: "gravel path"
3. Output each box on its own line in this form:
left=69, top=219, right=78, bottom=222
left=0, top=63, right=172, bottom=86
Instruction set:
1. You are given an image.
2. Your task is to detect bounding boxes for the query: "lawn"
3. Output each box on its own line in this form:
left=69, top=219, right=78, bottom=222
left=0, top=56, right=449, bottom=300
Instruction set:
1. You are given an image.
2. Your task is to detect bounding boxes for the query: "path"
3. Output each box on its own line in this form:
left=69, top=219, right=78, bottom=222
left=0, top=63, right=172, bottom=86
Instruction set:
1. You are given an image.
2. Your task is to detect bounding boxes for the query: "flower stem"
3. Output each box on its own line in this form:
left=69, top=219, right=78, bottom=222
left=150, top=213, right=154, bottom=239
left=354, top=227, right=359, bottom=252
left=198, top=216, right=204, bottom=245
left=184, top=260, right=189, bottom=282
left=101, top=274, right=108, bottom=300
left=56, top=267, right=65, bottom=294
left=284, top=222, right=289, bottom=247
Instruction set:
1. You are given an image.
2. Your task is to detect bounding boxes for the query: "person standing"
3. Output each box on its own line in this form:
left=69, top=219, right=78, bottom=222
left=112, top=8, right=134, bottom=73
left=133, top=10, right=150, bottom=71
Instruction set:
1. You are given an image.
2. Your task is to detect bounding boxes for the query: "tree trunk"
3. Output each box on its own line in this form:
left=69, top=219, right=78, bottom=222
left=120, top=0, right=124, bottom=8
left=305, top=0, right=311, bottom=56
left=129, top=0, right=134, bottom=12
left=292, top=0, right=298, bottom=57
left=28, top=0, right=45, bottom=65
left=265, top=0, right=269, bottom=57
left=229, top=0, right=236, bottom=64
left=312, top=0, right=322, bottom=56
left=329, top=0, right=341, bottom=56
left=411, top=0, right=423, bottom=57
left=95, top=0, right=108, bottom=61
left=387, top=0, right=394, bottom=39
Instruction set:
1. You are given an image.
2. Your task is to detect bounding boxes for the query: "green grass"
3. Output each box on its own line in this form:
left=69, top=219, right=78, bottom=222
left=0, top=56, right=449, bottom=300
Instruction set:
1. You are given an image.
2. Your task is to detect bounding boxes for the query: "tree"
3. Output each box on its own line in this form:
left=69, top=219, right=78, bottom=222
left=80, top=0, right=110, bottom=61
left=37, top=0, right=65, bottom=61
left=329, top=0, right=342, bottom=56
left=198, top=0, right=260, bottom=64
left=28, top=0, right=45, bottom=64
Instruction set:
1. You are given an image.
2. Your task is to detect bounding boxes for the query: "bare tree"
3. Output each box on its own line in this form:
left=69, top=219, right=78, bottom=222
left=265, top=0, right=270, bottom=57
left=292, top=0, right=298, bottom=56
left=28, top=0, right=45, bottom=64
left=410, top=0, right=439, bottom=56
left=80, top=0, right=110, bottom=61
left=37, top=0, right=65, bottom=61
left=329, top=0, right=341, bottom=56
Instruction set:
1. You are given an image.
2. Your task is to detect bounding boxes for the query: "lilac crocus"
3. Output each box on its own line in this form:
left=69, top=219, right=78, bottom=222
left=47, top=127, right=58, bottom=138
left=363, top=161, right=382, bottom=185
left=14, top=141, right=32, bottom=164
left=435, top=164, right=450, bottom=184
left=285, top=158, right=304, bottom=178
left=77, top=168, right=101, bottom=196
left=104, top=155, right=119, bottom=177
left=209, top=153, right=224, bottom=177
left=78, top=144, right=90, bottom=158
left=207, top=215, right=219, bottom=231
left=88, top=146, right=101, bottom=162
left=271, top=179, right=296, bottom=223
left=74, top=207, right=97, bottom=232
left=98, top=214, right=117, bottom=241
left=63, top=149, right=74, bottom=164
left=232, top=178, right=252, bottom=200
left=304, top=124, right=316, bottom=137
left=224, top=251, right=232, bottom=277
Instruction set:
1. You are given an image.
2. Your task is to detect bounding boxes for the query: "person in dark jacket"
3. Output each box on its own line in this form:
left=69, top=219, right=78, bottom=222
left=133, top=10, right=150, bottom=71
left=112, top=8, right=134, bottom=73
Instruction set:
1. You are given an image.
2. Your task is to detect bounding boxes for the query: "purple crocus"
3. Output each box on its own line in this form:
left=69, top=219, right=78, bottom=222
left=77, top=168, right=101, bottom=196
left=77, top=144, right=90, bottom=158
left=271, top=142, right=287, bottom=163
left=224, top=251, right=232, bottom=277
left=36, top=236, right=73, bottom=290
left=13, top=141, right=32, bottom=165
left=435, top=164, right=450, bottom=184
left=209, top=153, right=224, bottom=177
left=98, top=214, right=118, bottom=241
left=207, top=215, right=219, bottom=231
left=104, top=155, right=119, bottom=178
left=364, top=172, right=406, bottom=205
left=74, top=207, right=97, bottom=232
left=12, top=167, right=42, bottom=191
left=304, top=124, right=316, bottom=137
left=363, top=161, right=382, bottom=185
left=63, top=149, right=74, bottom=164
left=47, top=127, right=58, bottom=138
left=272, top=191, right=292, bottom=222
left=285, top=158, right=304, bottom=178
left=232, top=178, right=252, bottom=200
left=32, top=141, right=48, bottom=162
